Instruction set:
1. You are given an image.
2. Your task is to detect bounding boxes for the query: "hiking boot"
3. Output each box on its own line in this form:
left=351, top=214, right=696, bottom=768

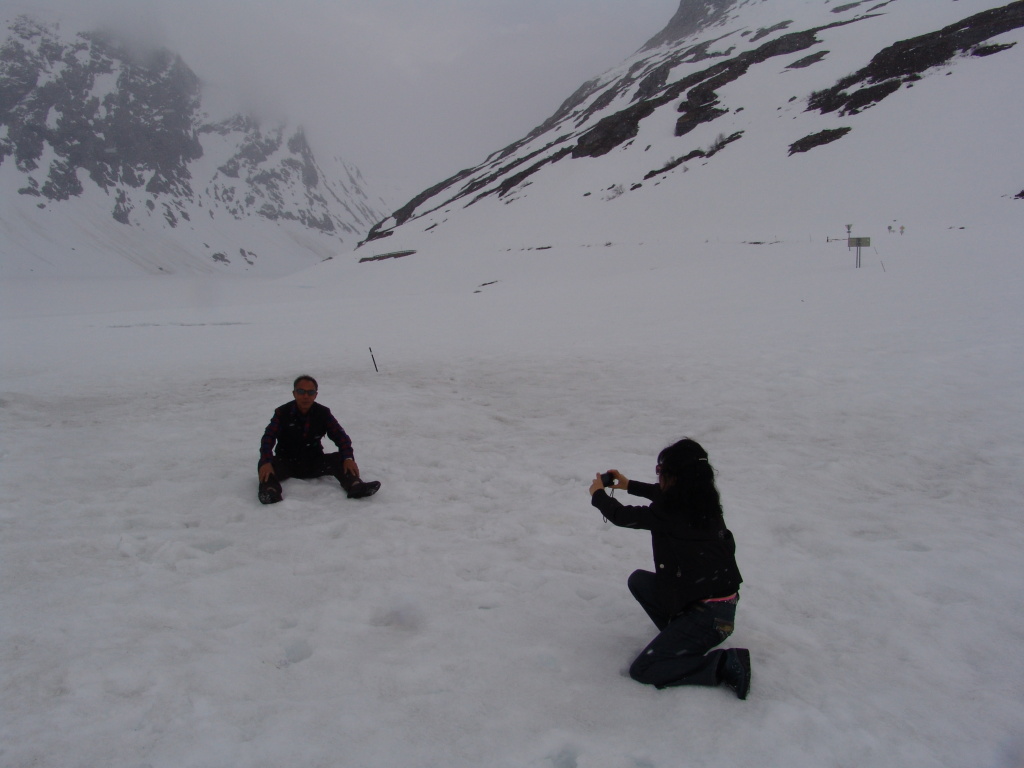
left=719, top=648, right=751, bottom=700
left=258, top=486, right=282, bottom=505
left=347, top=480, right=381, bottom=499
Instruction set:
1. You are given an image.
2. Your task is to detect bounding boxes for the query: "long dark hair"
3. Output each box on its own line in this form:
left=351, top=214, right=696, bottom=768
left=657, top=438, right=723, bottom=528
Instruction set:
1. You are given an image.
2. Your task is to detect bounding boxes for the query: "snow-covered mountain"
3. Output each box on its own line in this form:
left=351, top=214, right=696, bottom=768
left=0, top=16, right=387, bottom=276
left=364, top=0, right=1023, bottom=254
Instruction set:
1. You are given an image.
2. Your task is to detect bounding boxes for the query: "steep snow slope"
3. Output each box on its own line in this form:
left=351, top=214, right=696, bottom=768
left=363, top=0, right=1023, bottom=256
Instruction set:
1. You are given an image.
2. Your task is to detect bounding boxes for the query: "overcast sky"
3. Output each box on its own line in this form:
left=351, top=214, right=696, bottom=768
left=4, top=0, right=677, bottom=202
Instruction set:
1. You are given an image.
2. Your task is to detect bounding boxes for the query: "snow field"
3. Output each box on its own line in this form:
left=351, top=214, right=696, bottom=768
left=3, top=228, right=1023, bottom=766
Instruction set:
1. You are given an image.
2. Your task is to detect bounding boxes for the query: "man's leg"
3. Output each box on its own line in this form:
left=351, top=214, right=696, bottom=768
left=321, top=453, right=380, bottom=499
left=258, top=459, right=292, bottom=504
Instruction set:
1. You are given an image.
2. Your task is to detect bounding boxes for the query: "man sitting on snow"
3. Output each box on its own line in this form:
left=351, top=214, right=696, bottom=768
left=258, top=375, right=380, bottom=504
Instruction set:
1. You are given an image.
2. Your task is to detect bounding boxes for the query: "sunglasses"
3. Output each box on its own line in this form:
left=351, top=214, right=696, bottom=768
left=294, top=388, right=318, bottom=396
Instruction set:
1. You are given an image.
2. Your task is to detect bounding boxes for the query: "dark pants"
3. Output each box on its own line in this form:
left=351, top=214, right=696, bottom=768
left=259, top=453, right=360, bottom=499
left=627, top=569, right=736, bottom=689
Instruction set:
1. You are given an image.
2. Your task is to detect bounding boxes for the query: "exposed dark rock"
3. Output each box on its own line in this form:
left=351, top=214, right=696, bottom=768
left=788, top=127, right=853, bottom=155
left=787, top=50, right=829, bottom=69
left=584, top=86, right=623, bottom=119
left=1, top=17, right=202, bottom=203
left=643, top=0, right=739, bottom=50
left=1, top=15, right=384, bottom=257
left=675, top=104, right=728, bottom=137
left=358, top=249, right=416, bottom=263
left=630, top=35, right=739, bottom=105
left=634, top=62, right=674, bottom=102
left=523, top=78, right=601, bottom=143
left=751, top=22, right=793, bottom=43
left=368, top=0, right=1019, bottom=243
left=578, top=25, right=841, bottom=159
left=573, top=102, right=658, bottom=158
left=644, top=149, right=706, bottom=180
left=677, top=37, right=738, bottom=65
left=41, top=159, right=82, bottom=200
left=704, top=131, right=743, bottom=157
left=497, top=146, right=574, bottom=195
left=112, top=189, right=132, bottom=224
left=18, top=177, right=40, bottom=196
left=972, top=41, right=1017, bottom=56
left=365, top=168, right=474, bottom=239
left=287, top=130, right=320, bottom=188
left=808, top=1, right=1024, bottom=115
left=369, top=11, right=882, bottom=241
left=366, top=130, right=582, bottom=242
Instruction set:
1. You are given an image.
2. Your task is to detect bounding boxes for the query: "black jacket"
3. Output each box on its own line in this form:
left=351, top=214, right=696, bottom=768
left=259, top=401, right=353, bottom=468
left=592, top=480, right=742, bottom=615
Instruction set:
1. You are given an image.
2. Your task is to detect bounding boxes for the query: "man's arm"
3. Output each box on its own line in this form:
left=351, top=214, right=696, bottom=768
left=259, top=408, right=281, bottom=474
left=323, top=409, right=354, bottom=461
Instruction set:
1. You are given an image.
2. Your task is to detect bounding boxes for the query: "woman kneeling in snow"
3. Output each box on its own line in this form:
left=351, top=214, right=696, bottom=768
left=589, top=438, right=751, bottom=698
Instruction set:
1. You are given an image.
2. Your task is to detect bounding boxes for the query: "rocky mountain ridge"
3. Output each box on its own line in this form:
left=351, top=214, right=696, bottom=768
left=364, top=0, right=1023, bottom=248
left=0, top=16, right=385, bottom=275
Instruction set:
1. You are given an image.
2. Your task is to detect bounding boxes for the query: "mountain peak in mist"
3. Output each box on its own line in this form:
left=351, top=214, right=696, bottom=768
left=642, top=0, right=739, bottom=50
left=0, top=15, right=386, bottom=276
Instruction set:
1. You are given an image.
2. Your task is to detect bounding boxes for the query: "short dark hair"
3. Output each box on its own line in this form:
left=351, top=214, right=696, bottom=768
left=293, top=374, right=318, bottom=391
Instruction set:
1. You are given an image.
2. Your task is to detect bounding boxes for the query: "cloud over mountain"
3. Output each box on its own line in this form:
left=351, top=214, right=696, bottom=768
left=0, top=16, right=386, bottom=276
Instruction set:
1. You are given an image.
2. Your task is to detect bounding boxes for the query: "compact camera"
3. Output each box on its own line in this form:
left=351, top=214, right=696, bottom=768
left=600, top=472, right=615, bottom=487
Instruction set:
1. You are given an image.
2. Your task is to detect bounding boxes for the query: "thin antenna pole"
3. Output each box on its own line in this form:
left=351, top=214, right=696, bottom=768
left=369, top=347, right=379, bottom=373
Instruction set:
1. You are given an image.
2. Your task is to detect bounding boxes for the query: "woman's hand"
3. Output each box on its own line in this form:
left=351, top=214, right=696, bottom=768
left=590, top=470, right=628, bottom=495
